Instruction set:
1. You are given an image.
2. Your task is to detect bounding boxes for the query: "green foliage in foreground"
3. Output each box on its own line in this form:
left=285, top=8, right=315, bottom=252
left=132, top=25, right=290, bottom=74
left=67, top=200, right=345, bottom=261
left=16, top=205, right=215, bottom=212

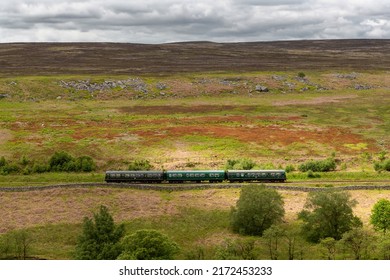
left=75, top=205, right=125, bottom=260
left=3, top=201, right=390, bottom=260
left=118, top=229, right=179, bottom=260
left=0, top=229, right=33, bottom=260
left=298, top=190, right=362, bottom=242
left=370, top=199, right=390, bottom=234
left=230, top=185, right=285, bottom=236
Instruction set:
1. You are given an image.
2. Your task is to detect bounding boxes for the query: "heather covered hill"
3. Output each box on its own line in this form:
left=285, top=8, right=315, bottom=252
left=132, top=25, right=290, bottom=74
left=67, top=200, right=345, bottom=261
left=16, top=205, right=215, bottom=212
left=1, top=39, right=390, bottom=76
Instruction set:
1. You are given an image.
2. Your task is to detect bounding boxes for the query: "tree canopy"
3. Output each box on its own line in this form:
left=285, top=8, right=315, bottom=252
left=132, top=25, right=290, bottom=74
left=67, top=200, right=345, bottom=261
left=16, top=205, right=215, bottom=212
left=230, top=185, right=285, bottom=236
left=370, top=198, right=390, bottom=234
left=75, top=205, right=125, bottom=260
left=118, top=229, right=179, bottom=260
left=298, top=190, right=362, bottom=242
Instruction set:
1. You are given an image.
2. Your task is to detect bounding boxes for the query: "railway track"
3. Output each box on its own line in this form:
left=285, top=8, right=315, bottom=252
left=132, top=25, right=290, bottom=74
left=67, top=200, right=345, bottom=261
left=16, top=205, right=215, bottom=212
left=1, top=182, right=390, bottom=192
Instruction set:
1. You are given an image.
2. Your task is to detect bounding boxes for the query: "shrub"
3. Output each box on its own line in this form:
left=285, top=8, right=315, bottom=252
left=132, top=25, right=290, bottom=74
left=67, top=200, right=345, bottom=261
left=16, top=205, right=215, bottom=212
left=225, top=159, right=239, bottom=169
left=49, top=151, right=74, bottom=172
left=49, top=151, right=96, bottom=172
left=128, top=159, right=153, bottom=171
left=307, top=171, right=321, bottom=178
left=298, top=158, right=336, bottom=172
left=0, top=158, right=20, bottom=174
left=374, top=159, right=390, bottom=172
left=76, top=156, right=96, bottom=172
left=225, top=158, right=256, bottom=170
left=118, top=230, right=179, bottom=260
left=241, top=158, right=256, bottom=170
left=19, top=156, right=30, bottom=166
left=32, top=163, right=49, bottom=173
left=285, top=165, right=295, bottom=173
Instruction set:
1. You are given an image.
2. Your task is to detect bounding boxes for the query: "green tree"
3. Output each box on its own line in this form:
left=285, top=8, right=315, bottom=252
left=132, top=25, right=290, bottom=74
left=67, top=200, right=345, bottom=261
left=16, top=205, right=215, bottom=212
left=230, top=185, right=285, bottom=236
left=320, top=237, right=337, bottom=260
left=75, top=205, right=125, bottom=260
left=340, top=228, right=374, bottom=260
left=263, top=225, right=285, bottom=260
left=298, top=190, right=362, bottom=242
left=0, top=230, right=33, bottom=260
left=370, top=199, right=390, bottom=234
left=377, top=234, right=390, bottom=260
left=118, top=229, right=179, bottom=260
left=214, top=238, right=256, bottom=260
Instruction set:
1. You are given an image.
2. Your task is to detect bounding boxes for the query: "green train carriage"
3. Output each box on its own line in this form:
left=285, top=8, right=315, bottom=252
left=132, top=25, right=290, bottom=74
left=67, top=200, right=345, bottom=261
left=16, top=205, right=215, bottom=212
left=105, top=169, right=287, bottom=183
left=165, top=170, right=225, bottom=183
left=105, top=170, right=164, bottom=183
left=226, top=170, right=286, bottom=182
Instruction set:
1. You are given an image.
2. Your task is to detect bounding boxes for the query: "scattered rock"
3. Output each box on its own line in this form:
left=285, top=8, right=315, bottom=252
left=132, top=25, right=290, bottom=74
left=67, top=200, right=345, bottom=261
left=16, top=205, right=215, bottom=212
left=354, top=84, right=373, bottom=90
left=272, top=75, right=286, bottom=81
left=335, top=72, right=358, bottom=79
left=294, top=76, right=309, bottom=83
left=284, top=82, right=296, bottom=89
left=0, top=94, right=10, bottom=99
left=59, top=78, right=149, bottom=93
left=255, top=85, right=269, bottom=92
left=156, top=82, right=167, bottom=90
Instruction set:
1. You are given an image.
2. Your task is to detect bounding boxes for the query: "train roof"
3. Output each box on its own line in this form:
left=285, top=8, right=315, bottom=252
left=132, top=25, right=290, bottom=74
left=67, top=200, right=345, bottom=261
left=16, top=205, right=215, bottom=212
left=106, top=170, right=163, bottom=173
left=165, top=170, right=225, bottom=172
left=227, top=170, right=286, bottom=173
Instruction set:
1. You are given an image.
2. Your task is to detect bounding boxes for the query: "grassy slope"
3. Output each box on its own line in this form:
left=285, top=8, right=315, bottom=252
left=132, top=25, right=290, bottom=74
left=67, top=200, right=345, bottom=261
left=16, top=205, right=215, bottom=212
left=1, top=41, right=390, bottom=259
left=1, top=71, right=389, bottom=176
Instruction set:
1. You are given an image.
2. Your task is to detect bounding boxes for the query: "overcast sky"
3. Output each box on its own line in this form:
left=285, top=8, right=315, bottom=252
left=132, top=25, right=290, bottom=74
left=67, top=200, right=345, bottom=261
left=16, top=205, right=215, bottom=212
left=1, top=0, right=390, bottom=43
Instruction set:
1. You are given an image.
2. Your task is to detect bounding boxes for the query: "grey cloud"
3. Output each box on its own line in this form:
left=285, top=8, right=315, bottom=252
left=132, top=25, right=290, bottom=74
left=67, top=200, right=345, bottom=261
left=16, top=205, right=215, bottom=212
left=0, top=0, right=389, bottom=42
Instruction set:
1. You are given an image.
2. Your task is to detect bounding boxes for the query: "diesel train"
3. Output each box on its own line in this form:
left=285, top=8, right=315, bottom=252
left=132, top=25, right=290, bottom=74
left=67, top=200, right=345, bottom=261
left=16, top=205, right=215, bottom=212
left=105, top=169, right=286, bottom=183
